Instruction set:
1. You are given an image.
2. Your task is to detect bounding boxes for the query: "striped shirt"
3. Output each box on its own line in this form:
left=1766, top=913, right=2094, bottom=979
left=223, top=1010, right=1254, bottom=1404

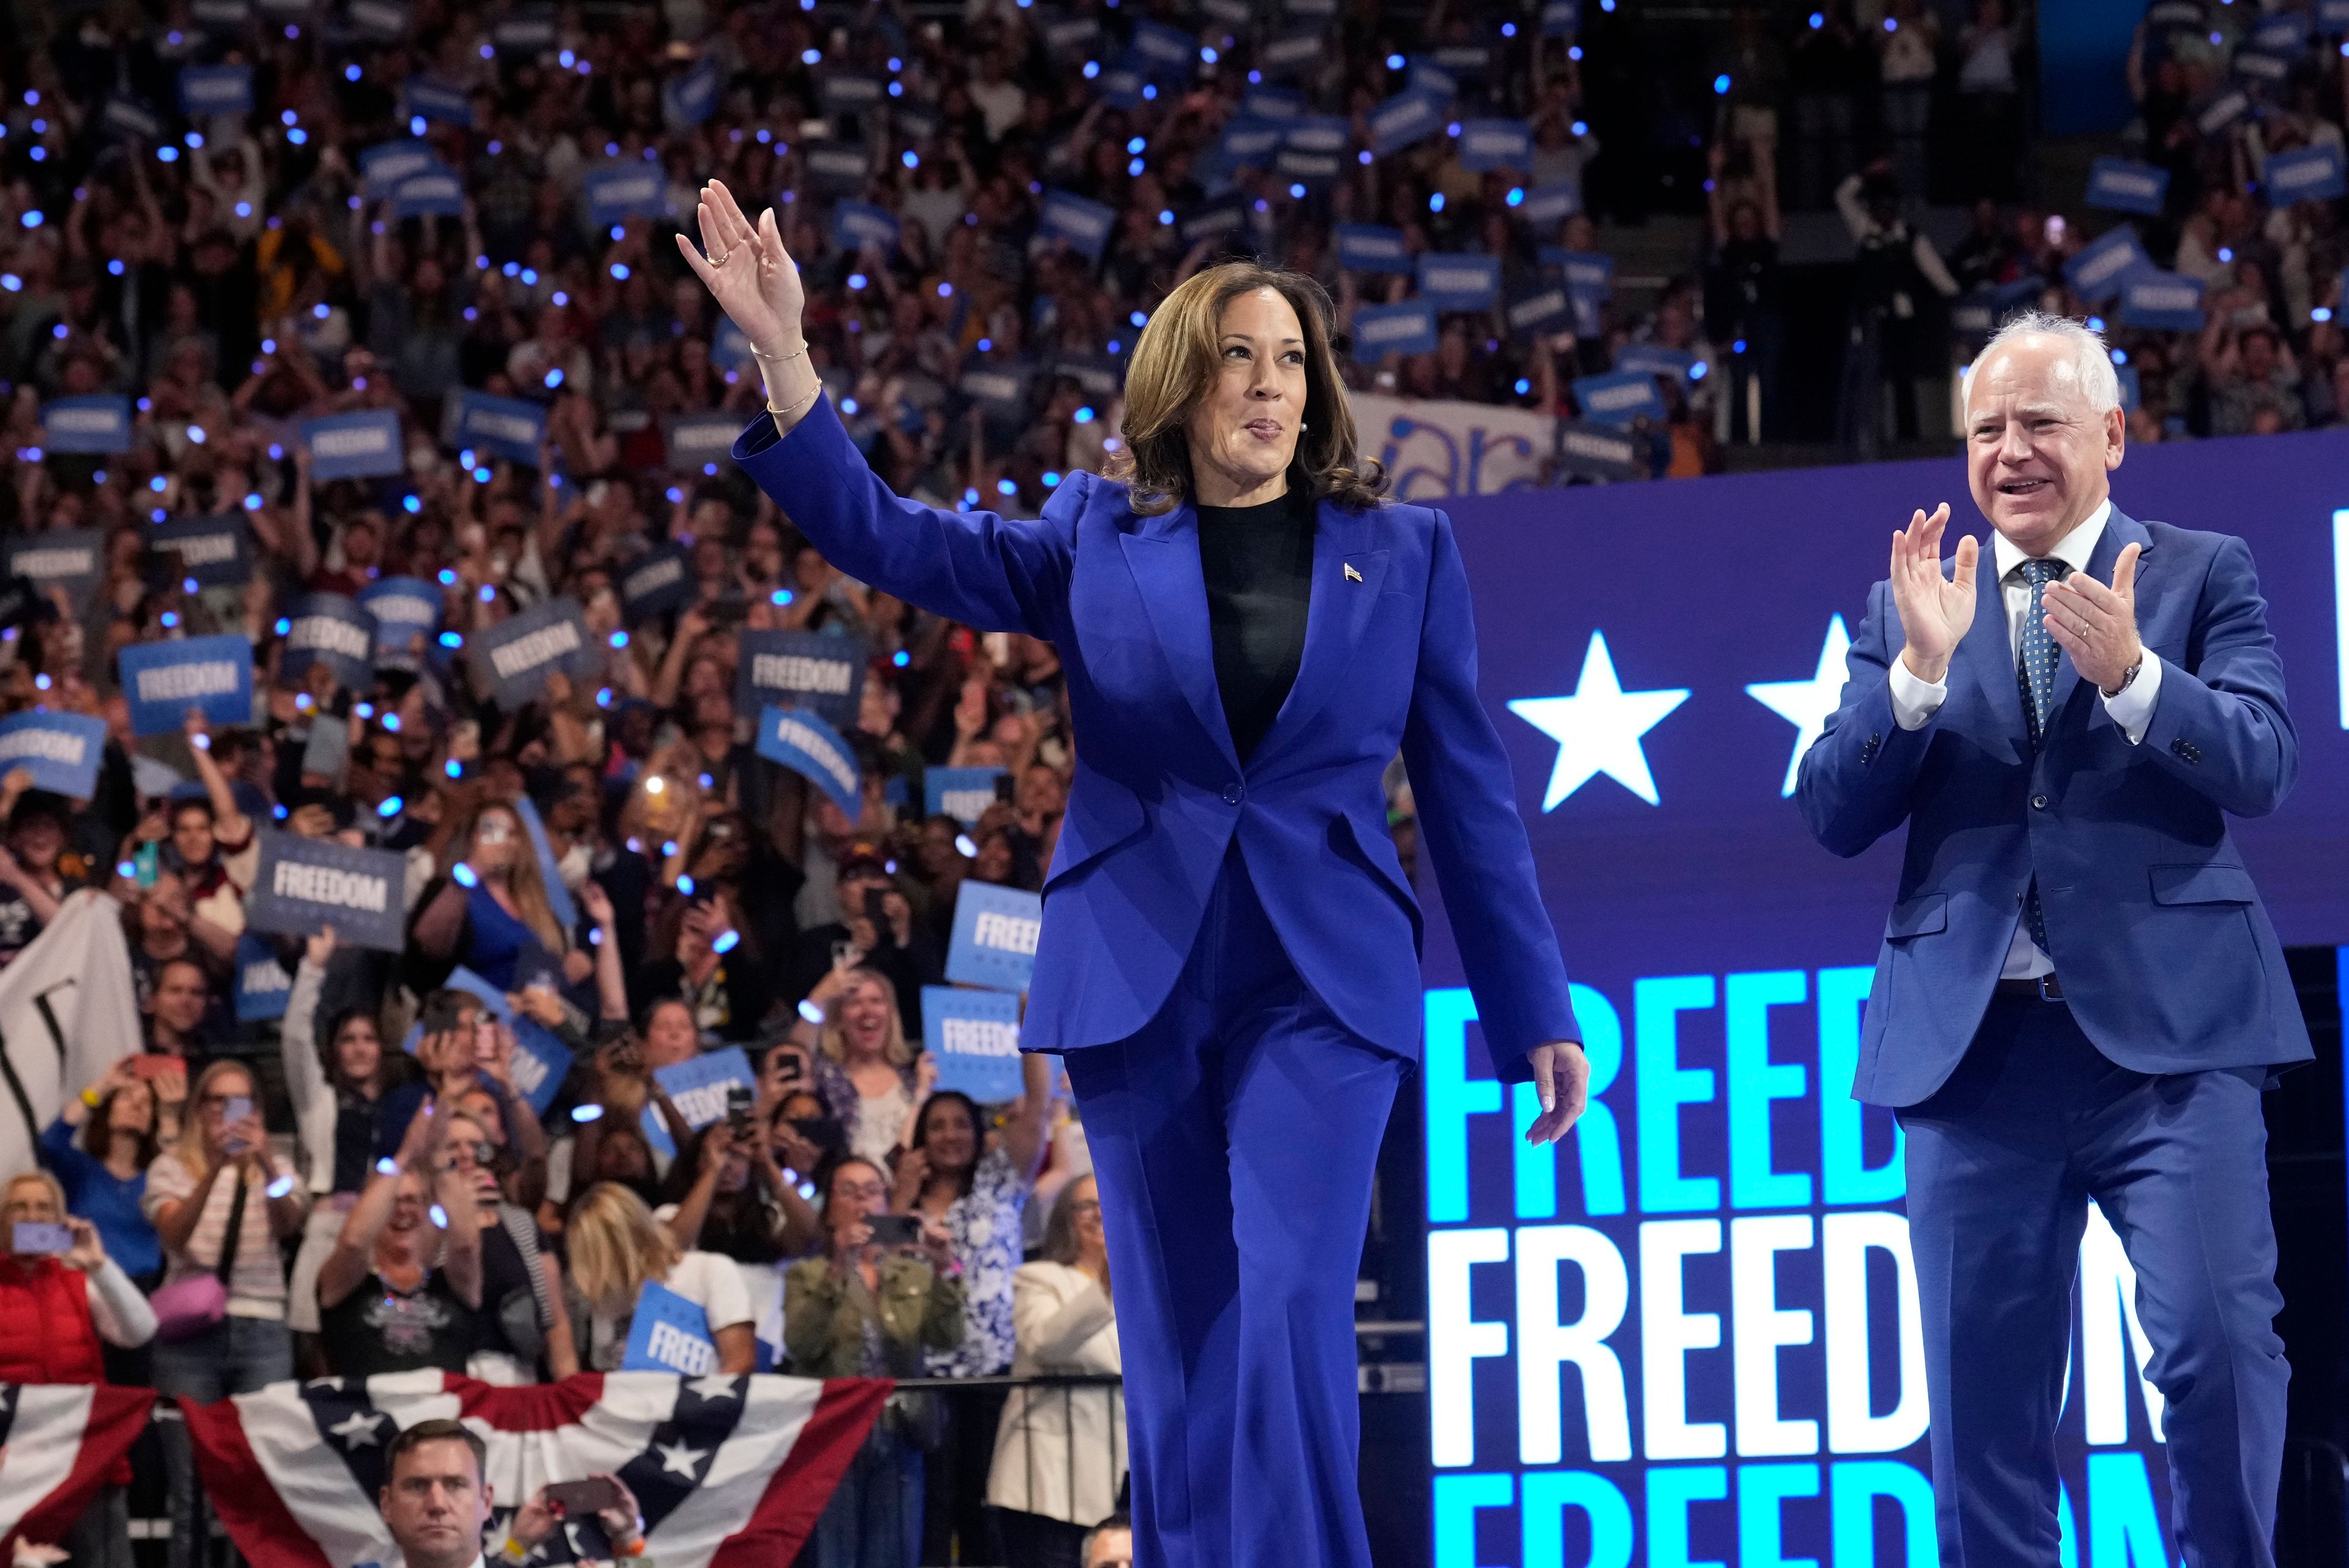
left=143, top=1152, right=288, bottom=1318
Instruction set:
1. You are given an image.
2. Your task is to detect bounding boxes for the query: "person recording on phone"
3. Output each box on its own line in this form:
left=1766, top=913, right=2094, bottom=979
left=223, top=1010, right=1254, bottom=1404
left=683, top=178, right=1585, bottom=1568
left=0, top=1172, right=157, bottom=1568
left=409, top=801, right=587, bottom=994
left=782, top=847, right=942, bottom=1042
left=378, top=1418, right=644, bottom=1568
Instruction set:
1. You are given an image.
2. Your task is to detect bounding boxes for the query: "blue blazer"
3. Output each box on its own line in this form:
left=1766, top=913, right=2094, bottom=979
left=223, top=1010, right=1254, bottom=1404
left=1796, top=507, right=2312, bottom=1107
left=733, top=399, right=1579, bottom=1077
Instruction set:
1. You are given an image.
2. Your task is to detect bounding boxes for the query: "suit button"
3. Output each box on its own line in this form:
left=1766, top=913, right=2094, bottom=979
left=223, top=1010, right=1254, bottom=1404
left=2032, top=794, right=2049, bottom=809
left=1222, top=782, right=1244, bottom=805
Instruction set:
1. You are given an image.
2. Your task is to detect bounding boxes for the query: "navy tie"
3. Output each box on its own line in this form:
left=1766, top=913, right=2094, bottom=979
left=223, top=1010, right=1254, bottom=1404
left=2013, top=557, right=2066, bottom=950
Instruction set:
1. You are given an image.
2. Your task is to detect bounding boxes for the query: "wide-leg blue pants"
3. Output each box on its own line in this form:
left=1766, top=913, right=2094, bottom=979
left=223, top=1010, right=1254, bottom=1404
left=1899, top=993, right=2288, bottom=1568
left=1063, top=847, right=1403, bottom=1568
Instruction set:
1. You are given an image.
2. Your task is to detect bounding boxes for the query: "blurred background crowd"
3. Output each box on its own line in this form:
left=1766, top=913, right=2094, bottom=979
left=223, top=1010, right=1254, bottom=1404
left=0, top=0, right=2346, bottom=1563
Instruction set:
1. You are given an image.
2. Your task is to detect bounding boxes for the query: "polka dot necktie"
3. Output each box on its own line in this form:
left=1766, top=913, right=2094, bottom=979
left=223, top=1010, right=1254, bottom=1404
left=2013, top=557, right=2067, bottom=950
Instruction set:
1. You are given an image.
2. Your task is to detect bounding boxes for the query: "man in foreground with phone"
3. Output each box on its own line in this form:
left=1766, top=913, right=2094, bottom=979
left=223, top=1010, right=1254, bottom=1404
left=379, top=1418, right=644, bottom=1568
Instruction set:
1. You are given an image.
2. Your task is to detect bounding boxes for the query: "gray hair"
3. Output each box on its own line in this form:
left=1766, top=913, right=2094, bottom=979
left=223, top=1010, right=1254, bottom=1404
left=1967, top=310, right=2121, bottom=419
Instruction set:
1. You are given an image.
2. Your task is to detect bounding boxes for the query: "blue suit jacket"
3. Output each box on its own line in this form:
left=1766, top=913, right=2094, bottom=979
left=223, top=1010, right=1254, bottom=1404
left=735, top=400, right=1579, bottom=1077
left=1797, top=507, right=2312, bottom=1108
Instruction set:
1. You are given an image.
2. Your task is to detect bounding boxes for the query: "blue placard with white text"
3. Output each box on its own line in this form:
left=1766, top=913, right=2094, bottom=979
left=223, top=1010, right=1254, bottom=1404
left=119, top=634, right=254, bottom=735
left=2265, top=143, right=2348, bottom=206
left=513, top=796, right=577, bottom=935
left=149, top=514, right=253, bottom=589
left=1419, top=253, right=1501, bottom=311
left=1038, top=190, right=1118, bottom=260
left=505, top=1020, right=573, bottom=1117
left=925, top=767, right=1006, bottom=827
left=0, top=712, right=106, bottom=799
left=401, top=76, right=472, bottom=126
left=2119, top=270, right=2207, bottom=332
left=360, top=139, right=439, bottom=195
left=280, top=593, right=377, bottom=689
left=583, top=163, right=671, bottom=226
left=921, top=986, right=1025, bottom=1102
left=7, top=529, right=102, bottom=611
left=470, top=595, right=596, bottom=707
left=1335, top=225, right=1414, bottom=275
left=232, top=932, right=294, bottom=1022
left=41, top=396, right=133, bottom=455
left=2085, top=158, right=2170, bottom=216
left=245, top=831, right=408, bottom=951
left=651, top=1047, right=756, bottom=1131
left=1573, top=370, right=1667, bottom=426
left=179, top=65, right=253, bottom=116
left=359, top=576, right=440, bottom=669
left=944, top=881, right=1043, bottom=994
left=619, top=547, right=694, bottom=623
left=621, top=1280, right=719, bottom=1374
left=1458, top=119, right=1532, bottom=173
left=2061, top=225, right=2150, bottom=303
left=755, top=705, right=863, bottom=817
left=738, top=631, right=867, bottom=729
left=450, top=391, right=547, bottom=466
left=303, top=411, right=406, bottom=479
left=1351, top=301, right=1441, bottom=362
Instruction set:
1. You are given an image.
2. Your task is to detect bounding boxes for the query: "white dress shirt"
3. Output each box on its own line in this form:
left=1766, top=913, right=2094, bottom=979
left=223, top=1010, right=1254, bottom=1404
left=1885, top=500, right=2164, bottom=976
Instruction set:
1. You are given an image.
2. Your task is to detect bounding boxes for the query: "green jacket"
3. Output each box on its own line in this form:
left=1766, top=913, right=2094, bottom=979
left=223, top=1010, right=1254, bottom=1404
left=782, top=1252, right=965, bottom=1378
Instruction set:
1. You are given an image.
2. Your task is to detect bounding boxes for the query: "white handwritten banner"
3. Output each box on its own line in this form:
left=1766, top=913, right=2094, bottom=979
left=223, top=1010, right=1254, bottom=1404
left=1351, top=393, right=1557, bottom=499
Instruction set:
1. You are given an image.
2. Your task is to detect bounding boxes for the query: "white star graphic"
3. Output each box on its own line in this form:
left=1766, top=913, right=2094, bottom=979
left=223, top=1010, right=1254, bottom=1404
left=655, top=1439, right=708, bottom=1477
left=688, top=1374, right=741, bottom=1402
left=329, top=1410, right=388, bottom=1447
left=1507, top=631, right=1691, bottom=809
left=1745, top=615, right=1854, bottom=798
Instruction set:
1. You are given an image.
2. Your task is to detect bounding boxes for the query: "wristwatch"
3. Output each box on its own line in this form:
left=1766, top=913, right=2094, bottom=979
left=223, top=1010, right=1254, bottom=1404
left=2101, top=655, right=2143, bottom=699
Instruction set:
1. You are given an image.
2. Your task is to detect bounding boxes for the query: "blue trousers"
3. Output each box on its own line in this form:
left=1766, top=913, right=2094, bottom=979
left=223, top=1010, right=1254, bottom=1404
left=1064, top=849, right=1403, bottom=1568
left=1899, top=994, right=2287, bottom=1568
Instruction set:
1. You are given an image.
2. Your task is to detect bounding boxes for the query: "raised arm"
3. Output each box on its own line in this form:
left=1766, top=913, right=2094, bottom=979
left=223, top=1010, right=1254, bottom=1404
left=677, top=180, right=1076, bottom=639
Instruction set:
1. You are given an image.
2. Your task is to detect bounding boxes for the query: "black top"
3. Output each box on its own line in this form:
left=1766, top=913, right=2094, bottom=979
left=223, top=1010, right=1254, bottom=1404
left=317, top=1268, right=478, bottom=1378
left=1196, top=486, right=1316, bottom=763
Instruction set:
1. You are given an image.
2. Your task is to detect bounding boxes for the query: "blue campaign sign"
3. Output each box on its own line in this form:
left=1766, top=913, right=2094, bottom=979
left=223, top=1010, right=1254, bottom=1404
left=2323, top=0, right=2349, bottom=31
left=393, top=168, right=466, bottom=219
left=664, top=59, right=721, bottom=127
left=1039, top=190, right=1118, bottom=260
left=2234, top=48, right=2290, bottom=84
left=737, top=629, right=867, bottom=729
left=622, top=1280, right=719, bottom=1375
left=512, top=796, right=577, bottom=935
left=8, top=528, right=103, bottom=610
left=1548, top=249, right=1614, bottom=297
left=921, top=986, right=1025, bottom=1102
left=1129, top=19, right=1198, bottom=76
left=1458, top=119, right=1533, bottom=173
left=666, top=412, right=739, bottom=471
left=944, top=881, right=1044, bottom=994
left=470, top=595, right=596, bottom=707
left=1572, top=370, right=1667, bottom=426
left=1542, top=0, right=1577, bottom=34
left=41, top=396, right=133, bottom=455
left=149, top=514, right=253, bottom=589
left=1416, top=433, right=2349, bottom=1568
left=582, top=162, right=670, bottom=226
left=2115, top=362, right=2143, bottom=413
left=103, top=98, right=164, bottom=143
left=360, top=139, right=438, bottom=195
left=1518, top=180, right=1582, bottom=227
left=831, top=201, right=901, bottom=254
left=1615, top=344, right=1702, bottom=385
left=1418, top=253, right=1501, bottom=311
left=819, top=75, right=885, bottom=113
left=2195, top=84, right=2253, bottom=136
left=0, top=712, right=106, bottom=799
left=280, top=593, right=377, bottom=689
left=246, top=831, right=408, bottom=951
left=2252, top=10, right=2309, bottom=53
left=232, top=933, right=294, bottom=1022
left=1351, top=301, right=1441, bottom=362
left=755, top=705, right=863, bottom=817
left=2118, top=270, right=2207, bottom=332
left=1259, top=30, right=1323, bottom=76
left=1369, top=91, right=1448, bottom=155
left=926, top=767, right=1006, bottom=826
left=618, top=545, right=695, bottom=622
left=1217, top=117, right=1285, bottom=171
left=303, top=411, right=406, bottom=479
left=1241, top=86, right=1305, bottom=121
left=179, top=65, right=253, bottom=116
left=119, top=634, right=254, bottom=735
left=803, top=144, right=870, bottom=187
left=505, top=1019, right=573, bottom=1116
left=1554, top=419, right=1646, bottom=481
left=652, top=1047, right=757, bottom=1131
left=2265, top=143, right=2348, bottom=206
left=2061, top=225, right=2150, bottom=303
left=359, top=576, right=439, bottom=669
left=2085, top=157, right=2170, bottom=216
left=1335, top=225, right=1414, bottom=275
left=449, top=390, right=546, bottom=465
left=402, top=76, right=472, bottom=126
left=349, top=0, right=409, bottom=38
left=1408, top=56, right=1458, bottom=100
left=1504, top=283, right=1573, bottom=340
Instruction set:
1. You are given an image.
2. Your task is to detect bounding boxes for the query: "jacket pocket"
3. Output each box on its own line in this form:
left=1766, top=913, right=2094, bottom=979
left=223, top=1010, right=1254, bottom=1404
left=1885, top=893, right=1947, bottom=941
left=2148, top=863, right=2258, bottom=905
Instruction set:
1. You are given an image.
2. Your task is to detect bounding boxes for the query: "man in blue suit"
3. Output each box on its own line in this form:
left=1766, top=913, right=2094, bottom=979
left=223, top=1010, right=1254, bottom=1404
left=1797, top=312, right=2309, bottom=1568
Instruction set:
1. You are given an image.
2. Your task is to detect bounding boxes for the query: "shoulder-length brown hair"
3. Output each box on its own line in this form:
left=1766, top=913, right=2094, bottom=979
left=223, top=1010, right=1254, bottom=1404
left=1105, top=262, right=1387, bottom=517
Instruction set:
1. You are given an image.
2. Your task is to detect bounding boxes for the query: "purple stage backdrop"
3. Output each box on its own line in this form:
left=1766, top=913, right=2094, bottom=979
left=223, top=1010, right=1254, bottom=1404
left=1417, top=428, right=2349, bottom=1567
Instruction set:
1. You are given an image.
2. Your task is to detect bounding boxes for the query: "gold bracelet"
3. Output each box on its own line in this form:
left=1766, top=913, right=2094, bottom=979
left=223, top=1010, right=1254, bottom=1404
left=766, top=382, right=823, bottom=423
left=751, top=343, right=809, bottom=368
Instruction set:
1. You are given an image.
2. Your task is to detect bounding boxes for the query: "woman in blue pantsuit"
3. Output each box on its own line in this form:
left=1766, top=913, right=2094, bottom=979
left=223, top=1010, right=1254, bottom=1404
left=681, top=180, right=1587, bottom=1568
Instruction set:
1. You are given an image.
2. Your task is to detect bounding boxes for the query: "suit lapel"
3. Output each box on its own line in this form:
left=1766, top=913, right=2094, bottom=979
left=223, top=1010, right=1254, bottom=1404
left=1956, top=529, right=2026, bottom=741
left=2046, top=507, right=2154, bottom=720
left=1118, top=503, right=1240, bottom=770
left=1256, top=500, right=1385, bottom=762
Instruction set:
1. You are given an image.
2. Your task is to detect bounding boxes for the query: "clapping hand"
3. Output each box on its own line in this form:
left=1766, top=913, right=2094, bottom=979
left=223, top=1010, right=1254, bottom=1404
left=1889, top=504, right=1979, bottom=684
left=2039, top=542, right=2144, bottom=695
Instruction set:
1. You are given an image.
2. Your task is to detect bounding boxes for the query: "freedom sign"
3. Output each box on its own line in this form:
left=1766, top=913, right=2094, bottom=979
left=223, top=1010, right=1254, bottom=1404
left=179, top=65, right=254, bottom=116
left=1573, top=370, right=1667, bottom=427
left=925, top=767, right=1004, bottom=826
left=359, top=576, right=440, bottom=669
left=737, top=630, right=866, bottom=729
left=754, top=705, right=863, bottom=817
left=619, top=545, right=696, bottom=622
left=245, top=831, right=409, bottom=951
left=921, top=986, right=1025, bottom=1102
left=1335, top=225, right=1414, bottom=275
left=471, top=596, right=596, bottom=707
left=1039, top=190, right=1118, bottom=260
left=6, top=529, right=103, bottom=611
left=303, top=411, right=406, bottom=479
left=2085, top=158, right=2169, bottom=217
left=449, top=391, right=546, bottom=465
left=651, top=1047, right=757, bottom=1131
left=233, top=932, right=294, bottom=1022
left=360, top=139, right=438, bottom=196
left=0, top=711, right=106, bottom=799
left=280, top=593, right=377, bottom=689
left=2061, top=225, right=2150, bottom=304
left=1419, top=253, right=1500, bottom=311
left=2265, top=143, right=2348, bottom=206
left=583, top=163, right=670, bottom=226
left=620, top=1280, right=719, bottom=1375
left=944, top=881, right=1043, bottom=994
left=2118, top=270, right=2207, bottom=332
left=119, top=634, right=254, bottom=735
left=148, top=515, right=253, bottom=589
left=40, top=396, right=133, bottom=455
left=1351, top=300, right=1441, bottom=362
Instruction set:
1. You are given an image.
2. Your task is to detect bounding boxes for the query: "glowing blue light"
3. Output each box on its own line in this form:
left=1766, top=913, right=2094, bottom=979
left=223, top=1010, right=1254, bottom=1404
left=978, top=338, right=993, bottom=352
left=1713, top=73, right=1731, bottom=94
left=841, top=397, right=860, bottom=414
left=384, top=713, right=402, bottom=732
left=1083, top=61, right=1099, bottom=78
left=560, top=49, right=575, bottom=66
left=1288, top=182, right=1305, bottom=198
left=1688, top=361, right=1707, bottom=380
left=1130, top=157, right=1146, bottom=176
left=677, top=874, right=696, bottom=896
left=1447, top=122, right=1461, bottom=137
left=2112, top=347, right=2131, bottom=363
left=403, top=494, right=423, bottom=513
left=770, top=589, right=794, bottom=606
left=596, top=688, right=612, bottom=708
left=22, top=210, right=45, bottom=229
left=1387, top=53, right=1405, bottom=67
left=2315, top=308, right=2336, bottom=324
left=902, top=150, right=919, bottom=168
left=1501, top=21, right=1516, bottom=35
left=473, top=468, right=492, bottom=484
left=1127, top=136, right=1147, bottom=155
left=893, top=648, right=912, bottom=666
left=963, top=488, right=981, bottom=505
left=611, top=263, right=630, bottom=280
left=410, top=116, right=426, bottom=135
left=376, top=1157, right=400, bottom=1176
left=938, top=281, right=953, bottom=297
left=158, top=146, right=180, bottom=163
left=439, top=631, right=464, bottom=648
left=2086, top=316, right=2106, bottom=332
left=1430, top=193, right=1445, bottom=212
left=521, top=269, right=538, bottom=286
left=245, top=492, right=263, bottom=511
left=452, top=861, right=478, bottom=888
left=1143, top=84, right=1157, bottom=99
left=346, top=63, right=362, bottom=80
left=797, top=999, right=826, bottom=1024
left=998, top=478, right=1019, bottom=496
left=1506, top=187, right=1524, bottom=207
left=0, top=276, right=17, bottom=292
left=571, top=1104, right=604, bottom=1123
left=1809, top=10, right=1824, bottom=26
left=428, top=1203, right=449, bottom=1228
left=544, top=368, right=564, bottom=389
left=801, top=47, right=820, bottom=62
left=183, top=578, right=198, bottom=594
left=1201, top=44, right=1217, bottom=61
left=1515, top=378, right=1532, bottom=395
left=1041, top=471, right=1063, bottom=488
left=2217, top=247, right=2235, bottom=263
left=954, top=833, right=978, bottom=858
left=848, top=272, right=867, bottom=289
left=438, top=568, right=458, bottom=585
left=1074, top=406, right=1096, bottom=423
left=1359, top=150, right=1375, bottom=165
left=712, top=929, right=740, bottom=954
left=1130, top=310, right=1149, bottom=327
left=116, top=862, right=136, bottom=879
left=161, top=611, right=180, bottom=629
left=288, top=128, right=307, bottom=145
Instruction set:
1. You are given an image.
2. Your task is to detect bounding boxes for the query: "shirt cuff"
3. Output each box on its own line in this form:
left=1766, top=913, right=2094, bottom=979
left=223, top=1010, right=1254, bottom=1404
left=2099, top=651, right=2163, bottom=744
left=1885, top=654, right=1947, bottom=731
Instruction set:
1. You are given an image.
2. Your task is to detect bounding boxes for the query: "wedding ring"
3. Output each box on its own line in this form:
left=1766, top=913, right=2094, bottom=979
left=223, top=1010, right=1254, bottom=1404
left=710, top=248, right=729, bottom=266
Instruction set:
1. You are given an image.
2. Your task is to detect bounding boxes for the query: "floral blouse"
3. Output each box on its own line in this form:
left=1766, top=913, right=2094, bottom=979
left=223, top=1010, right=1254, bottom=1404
left=923, top=1146, right=1032, bottom=1377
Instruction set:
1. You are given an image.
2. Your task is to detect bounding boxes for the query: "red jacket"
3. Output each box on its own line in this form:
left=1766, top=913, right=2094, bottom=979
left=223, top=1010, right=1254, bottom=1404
left=0, top=1258, right=106, bottom=1384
